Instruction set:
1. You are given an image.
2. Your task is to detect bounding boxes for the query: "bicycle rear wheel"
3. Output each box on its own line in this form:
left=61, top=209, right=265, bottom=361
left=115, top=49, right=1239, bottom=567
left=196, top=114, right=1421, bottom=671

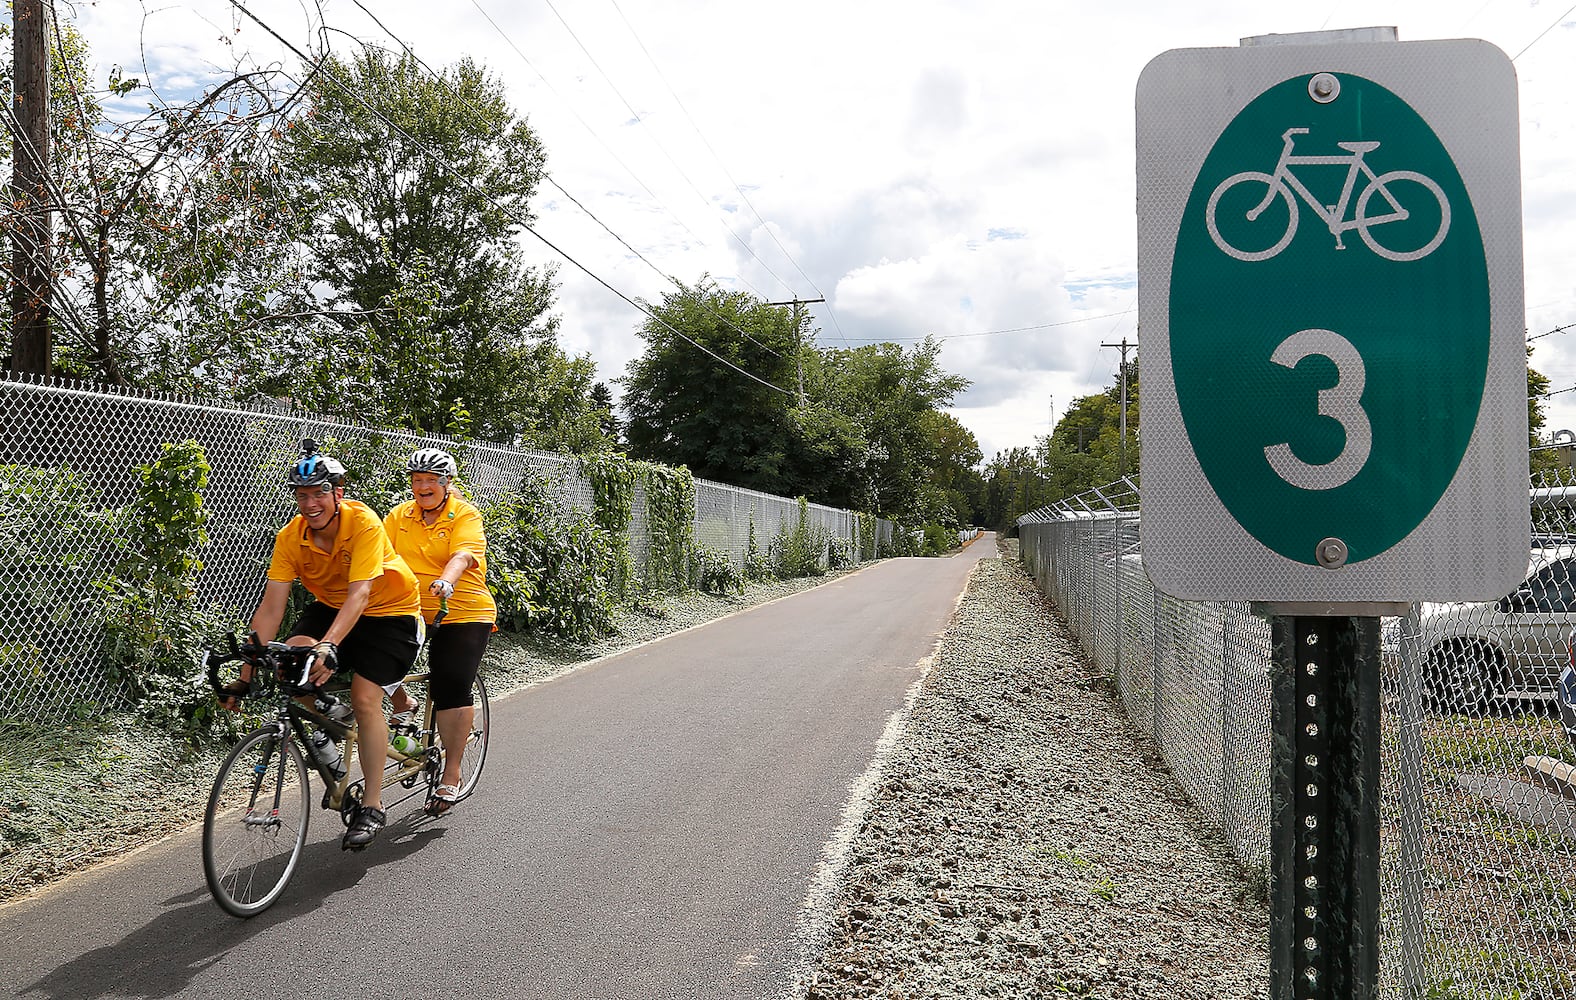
left=448, top=673, right=489, bottom=800
left=203, top=727, right=311, bottom=918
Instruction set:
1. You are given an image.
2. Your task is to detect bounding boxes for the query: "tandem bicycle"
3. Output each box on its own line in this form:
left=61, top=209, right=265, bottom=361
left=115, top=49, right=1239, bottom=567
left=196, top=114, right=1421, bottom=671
left=199, top=626, right=489, bottom=917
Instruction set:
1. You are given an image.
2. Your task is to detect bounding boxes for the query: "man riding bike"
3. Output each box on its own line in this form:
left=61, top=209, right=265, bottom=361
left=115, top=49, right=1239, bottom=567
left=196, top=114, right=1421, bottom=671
left=219, top=440, right=423, bottom=850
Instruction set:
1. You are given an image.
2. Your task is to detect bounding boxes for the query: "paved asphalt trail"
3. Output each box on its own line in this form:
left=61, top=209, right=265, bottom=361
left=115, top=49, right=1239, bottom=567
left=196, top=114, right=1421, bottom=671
left=0, top=541, right=993, bottom=1000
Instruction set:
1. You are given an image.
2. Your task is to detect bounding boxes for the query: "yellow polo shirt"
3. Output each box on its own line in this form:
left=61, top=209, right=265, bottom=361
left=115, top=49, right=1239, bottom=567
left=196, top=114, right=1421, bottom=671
left=267, top=499, right=420, bottom=617
left=384, top=493, right=497, bottom=626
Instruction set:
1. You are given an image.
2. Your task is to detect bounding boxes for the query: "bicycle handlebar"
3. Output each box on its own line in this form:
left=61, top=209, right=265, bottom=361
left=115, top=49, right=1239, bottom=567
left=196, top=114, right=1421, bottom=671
left=204, top=636, right=318, bottom=700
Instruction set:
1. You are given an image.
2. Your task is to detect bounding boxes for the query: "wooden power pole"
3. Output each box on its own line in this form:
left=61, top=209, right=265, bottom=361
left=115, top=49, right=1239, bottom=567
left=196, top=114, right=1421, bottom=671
left=764, top=296, right=824, bottom=407
left=10, top=0, right=52, bottom=375
left=1101, top=336, right=1135, bottom=477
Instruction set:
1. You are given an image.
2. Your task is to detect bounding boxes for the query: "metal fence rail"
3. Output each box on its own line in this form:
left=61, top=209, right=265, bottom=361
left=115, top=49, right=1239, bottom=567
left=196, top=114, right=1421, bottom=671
left=0, top=373, right=893, bottom=718
left=1020, top=474, right=1576, bottom=998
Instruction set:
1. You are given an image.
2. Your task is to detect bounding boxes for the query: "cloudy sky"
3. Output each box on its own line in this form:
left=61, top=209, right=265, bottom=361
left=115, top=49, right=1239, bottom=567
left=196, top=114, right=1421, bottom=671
left=65, top=0, right=1576, bottom=464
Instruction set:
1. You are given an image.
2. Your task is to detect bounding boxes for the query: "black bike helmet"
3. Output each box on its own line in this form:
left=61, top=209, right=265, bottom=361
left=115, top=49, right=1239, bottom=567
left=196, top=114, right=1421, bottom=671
left=287, top=440, right=347, bottom=490
left=405, top=447, right=458, bottom=480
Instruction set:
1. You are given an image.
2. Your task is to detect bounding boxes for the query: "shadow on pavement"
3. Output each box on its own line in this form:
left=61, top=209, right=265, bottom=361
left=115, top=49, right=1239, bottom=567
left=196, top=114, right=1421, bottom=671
left=19, top=814, right=447, bottom=1000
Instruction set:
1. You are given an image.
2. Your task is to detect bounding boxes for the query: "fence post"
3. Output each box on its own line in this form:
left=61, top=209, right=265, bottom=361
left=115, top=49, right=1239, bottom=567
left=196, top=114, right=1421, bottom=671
left=1394, top=604, right=1428, bottom=994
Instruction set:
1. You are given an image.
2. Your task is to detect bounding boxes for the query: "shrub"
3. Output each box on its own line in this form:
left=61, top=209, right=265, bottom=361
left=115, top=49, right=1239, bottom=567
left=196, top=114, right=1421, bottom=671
left=827, top=536, right=856, bottom=570
left=483, top=477, right=616, bottom=644
left=921, top=523, right=955, bottom=556
left=773, top=497, right=829, bottom=578
left=691, top=545, right=742, bottom=595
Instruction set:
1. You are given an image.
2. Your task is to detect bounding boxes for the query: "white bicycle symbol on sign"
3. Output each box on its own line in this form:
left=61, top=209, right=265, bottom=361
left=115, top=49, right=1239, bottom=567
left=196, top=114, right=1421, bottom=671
left=1205, top=127, right=1451, bottom=262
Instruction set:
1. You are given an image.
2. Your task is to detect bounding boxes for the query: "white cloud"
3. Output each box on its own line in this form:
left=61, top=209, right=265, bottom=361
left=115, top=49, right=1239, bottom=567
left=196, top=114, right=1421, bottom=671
left=62, top=0, right=1576, bottom=463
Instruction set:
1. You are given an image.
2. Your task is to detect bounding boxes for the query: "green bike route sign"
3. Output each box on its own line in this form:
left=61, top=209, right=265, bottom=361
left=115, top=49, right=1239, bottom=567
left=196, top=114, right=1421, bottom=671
left=1136, top=39, right=1528, bottom=603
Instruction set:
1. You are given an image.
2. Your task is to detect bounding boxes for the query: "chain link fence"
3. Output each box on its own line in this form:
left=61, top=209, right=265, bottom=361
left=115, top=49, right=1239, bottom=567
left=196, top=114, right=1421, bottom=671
left=0, top=373, right=893, bottom=719
left=1019, top=473, right=1576, bottom=998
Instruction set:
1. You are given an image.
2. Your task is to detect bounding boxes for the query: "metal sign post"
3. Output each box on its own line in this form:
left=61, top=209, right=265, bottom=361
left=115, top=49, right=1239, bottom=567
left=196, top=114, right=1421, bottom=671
left=1269, top=614, right=1381, bottom=1000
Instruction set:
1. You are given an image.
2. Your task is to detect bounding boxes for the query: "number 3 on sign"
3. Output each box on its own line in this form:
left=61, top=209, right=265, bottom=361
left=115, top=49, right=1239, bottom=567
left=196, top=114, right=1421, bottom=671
left=1264, top=329, right=1372, bottom=490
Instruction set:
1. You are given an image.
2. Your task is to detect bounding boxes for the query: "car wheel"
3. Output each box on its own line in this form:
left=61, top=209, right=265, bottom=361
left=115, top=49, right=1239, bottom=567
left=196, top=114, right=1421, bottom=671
left=1422, top=639, right=1504, bottom=715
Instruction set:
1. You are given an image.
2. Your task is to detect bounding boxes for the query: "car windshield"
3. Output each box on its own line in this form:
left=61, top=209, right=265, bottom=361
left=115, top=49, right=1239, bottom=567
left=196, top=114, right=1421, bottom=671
left=1510, top=557, right=1576, bottom=612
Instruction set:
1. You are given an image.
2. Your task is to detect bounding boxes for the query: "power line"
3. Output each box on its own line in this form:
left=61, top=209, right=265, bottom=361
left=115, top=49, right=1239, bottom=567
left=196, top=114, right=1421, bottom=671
left=521, top=0, right=802, bottom=299
left=601, top=0, right=848, bottom=345
left=1513, top=2, right=1576, bottom=61
left=848, top=309, right=1138, bottom=344
left=225, top=0, right=794, bottom=398
left=454, top=0, right=774, bottom=304
left=339, top=1, right=790, bottom=364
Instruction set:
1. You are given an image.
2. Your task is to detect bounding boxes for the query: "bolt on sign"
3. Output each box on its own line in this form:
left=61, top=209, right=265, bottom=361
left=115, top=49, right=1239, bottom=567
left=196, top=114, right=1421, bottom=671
left=1136, top=37, right=1529, bottom=603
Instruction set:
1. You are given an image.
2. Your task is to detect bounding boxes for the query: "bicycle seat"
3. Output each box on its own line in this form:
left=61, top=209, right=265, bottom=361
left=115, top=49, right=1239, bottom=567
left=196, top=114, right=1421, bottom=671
left=1337, top=141, right=1380, bottom=153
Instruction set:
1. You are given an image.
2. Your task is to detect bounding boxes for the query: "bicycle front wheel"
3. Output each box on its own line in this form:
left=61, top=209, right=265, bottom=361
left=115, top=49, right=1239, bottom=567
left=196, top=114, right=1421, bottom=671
left=202, top=727, right=311, bottom=918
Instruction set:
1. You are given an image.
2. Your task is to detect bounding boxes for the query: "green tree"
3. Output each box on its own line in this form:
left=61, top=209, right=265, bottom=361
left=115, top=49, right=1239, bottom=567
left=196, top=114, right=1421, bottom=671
left=917, top=410, right=983, bottom=527
left=277, top=50, right=574, bottom=442
left=620, top=279, right=803, bottom=492
left=812, top=337, right=971, bottom=516
left=1529, top=354, right=1558, bottom=477
left=2, top=12, right=310, bottom=388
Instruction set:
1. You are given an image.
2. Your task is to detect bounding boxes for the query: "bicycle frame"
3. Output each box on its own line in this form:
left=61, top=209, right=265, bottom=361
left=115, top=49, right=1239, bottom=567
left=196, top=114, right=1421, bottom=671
left=205, top=638, right=444, bottom=815
left=1258, top=128, right=1407, bottom=247
left=296, top=670, right=443, bottom=815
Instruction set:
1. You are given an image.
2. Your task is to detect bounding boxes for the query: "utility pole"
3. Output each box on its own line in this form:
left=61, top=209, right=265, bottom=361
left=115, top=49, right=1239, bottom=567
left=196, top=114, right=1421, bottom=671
left=1101, top=336, right=1135, bottom=477
left=10, top=0, right=52, bottom=375
left=764, top=296, right=824, bottom=407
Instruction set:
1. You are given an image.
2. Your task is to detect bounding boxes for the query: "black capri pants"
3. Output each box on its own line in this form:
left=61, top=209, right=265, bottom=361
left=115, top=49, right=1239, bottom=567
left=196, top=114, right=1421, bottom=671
left=429, top=621, right=492, bottom=710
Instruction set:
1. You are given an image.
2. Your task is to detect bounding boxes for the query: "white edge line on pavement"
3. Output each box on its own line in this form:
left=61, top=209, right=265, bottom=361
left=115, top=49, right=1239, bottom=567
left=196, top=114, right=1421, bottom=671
left=780, top=559, right=987, bottom=1000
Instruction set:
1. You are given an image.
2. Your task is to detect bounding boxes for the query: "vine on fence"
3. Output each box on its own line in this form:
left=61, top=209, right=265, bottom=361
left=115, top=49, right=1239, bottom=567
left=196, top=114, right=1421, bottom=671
left=483, top=475, right=617, bottom=643
left=579, top=451, right=636, bottom=597
left=744, top=512, right=773, bottom=583
left=641, top=463, right=696, bottom=591
left=98, top=440, right=240, bottom=738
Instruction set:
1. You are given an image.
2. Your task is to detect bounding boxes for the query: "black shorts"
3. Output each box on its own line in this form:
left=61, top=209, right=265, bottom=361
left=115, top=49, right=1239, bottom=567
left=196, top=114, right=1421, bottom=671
left=428, top=621, right=491, bottom=710
left=289, top=601, right=421, bottom=689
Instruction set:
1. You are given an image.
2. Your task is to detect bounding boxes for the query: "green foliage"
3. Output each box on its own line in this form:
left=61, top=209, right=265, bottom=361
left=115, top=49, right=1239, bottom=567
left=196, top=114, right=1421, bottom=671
left=483, top=478, right=616, bottom=643
left=856, top=512, right=879, bottom=561
left=773, top=497, right=829, bottom=579
left=579, top=451, right=637, bottom=596
left=885, top=523, right=923, bottom=558
left=691, top=545, right=743, bottom=595
left=809, top=337, right=972, bottom=516
left=979, top=361, right=1139, bottom=530
left=0, top=465, right=118, bottom=702
left=317, top=434, right=414, bottom=517
left=921, top=523, right=955, bottom=556
left=621, top=278, right=804, bottom=495
left=744, top=513, right=774, bottom=583
left=275, top=49, right=591, bottom=446
left=641, top=463, right=696, bottom=592
left=827, top=536, right=856, bottom=570
left=98, top=441, right=244, bottom=739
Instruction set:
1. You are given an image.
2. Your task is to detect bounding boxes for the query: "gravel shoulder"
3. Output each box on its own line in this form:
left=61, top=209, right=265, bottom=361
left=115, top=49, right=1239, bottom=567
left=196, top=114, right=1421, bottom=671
left=798, top=547, right=1270, bottom=999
